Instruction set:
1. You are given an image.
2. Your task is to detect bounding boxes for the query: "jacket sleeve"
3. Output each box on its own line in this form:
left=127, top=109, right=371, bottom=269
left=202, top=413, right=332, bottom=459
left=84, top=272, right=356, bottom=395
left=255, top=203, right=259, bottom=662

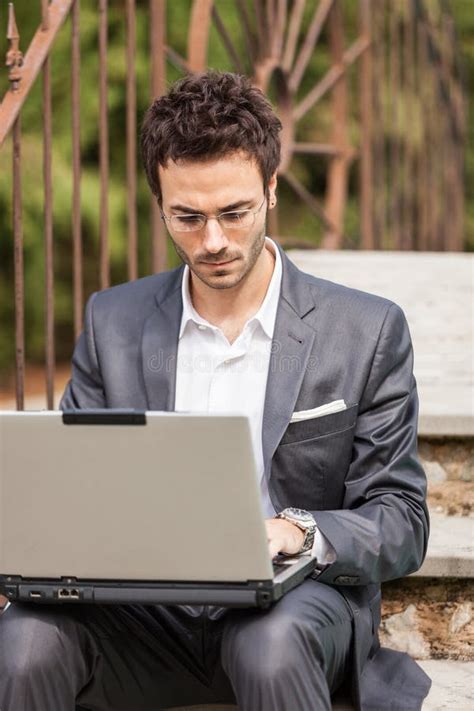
left=59, top=292, right=106, bottom=410
left=313, top=303, right=429, bottom=585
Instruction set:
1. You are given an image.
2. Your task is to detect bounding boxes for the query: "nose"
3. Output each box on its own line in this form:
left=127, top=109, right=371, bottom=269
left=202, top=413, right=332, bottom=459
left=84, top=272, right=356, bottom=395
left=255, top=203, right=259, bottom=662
left=202, top=217, right=229, bottom=254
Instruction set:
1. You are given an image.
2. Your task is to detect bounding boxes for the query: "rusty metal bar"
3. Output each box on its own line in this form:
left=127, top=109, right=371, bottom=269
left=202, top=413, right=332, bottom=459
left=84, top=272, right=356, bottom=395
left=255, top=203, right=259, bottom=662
left=1, top=0, right=74, bottom=146
left=371, top=0, right=385, bottom=250
left=126, top=0, right=138, bottom=281
left=321, top=1, right=349, bottom=250
left=211, top=6, right=245, bottom=74
left=165, top=46, right=189, bottom=73
left=374, top=0, right=387, bottom=249
left=253, top=0, right=268, bottom=60
left=293, top=142, right=344, bottom=156
left=99, top=0, right=109, bottom=289
left=6, top=2, right=22, bottom=94
left=264, top=0, right=275, bottom=56
left=13, top=116, right=25, bottom=410
left=235, top=0, right=257, bottom=63
left=283, top=171, right=340, bottom=237
left=416, top=20, right=428, bottom=251
left=389, top=2, right=401, bottom=249
left=150, top=0, right=167, bottom=274
left=188, top=0, right=213, bottom=72
left=42, top=0, right=55, bottom=409
left=289, top=0, right=334, bottom=92
left=293, top=36, right=370, bottom=122
left=272, top=0, right=287, bottom=60
left=281, top=0, right=305, bottom=72
left=71, top=0, right=82, bottom=340
left=359, top=0, right=374, bottom=249
left=402, top=2, right=415, bottom=250
left=42, top=1, right=50, bottom=29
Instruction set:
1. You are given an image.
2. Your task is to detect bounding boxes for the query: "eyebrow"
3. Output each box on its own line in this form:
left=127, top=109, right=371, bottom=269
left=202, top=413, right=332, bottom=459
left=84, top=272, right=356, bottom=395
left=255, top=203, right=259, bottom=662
left=169, top=199, right=255, bottom=215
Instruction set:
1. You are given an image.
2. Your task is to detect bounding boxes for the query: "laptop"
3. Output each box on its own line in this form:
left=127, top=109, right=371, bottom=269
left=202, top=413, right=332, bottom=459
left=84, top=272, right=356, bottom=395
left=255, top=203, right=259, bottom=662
left=0, top=410, right=322, bottom=610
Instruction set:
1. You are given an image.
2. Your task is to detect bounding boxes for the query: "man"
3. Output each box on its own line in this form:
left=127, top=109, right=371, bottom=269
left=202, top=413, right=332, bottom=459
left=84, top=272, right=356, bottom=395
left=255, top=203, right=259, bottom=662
left=0, top=72, right=430, bottom=711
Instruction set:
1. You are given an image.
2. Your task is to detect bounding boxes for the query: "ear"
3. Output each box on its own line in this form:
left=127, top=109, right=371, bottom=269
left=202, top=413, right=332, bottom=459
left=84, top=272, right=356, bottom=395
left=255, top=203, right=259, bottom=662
left=267, top=172, right=278, bottom=207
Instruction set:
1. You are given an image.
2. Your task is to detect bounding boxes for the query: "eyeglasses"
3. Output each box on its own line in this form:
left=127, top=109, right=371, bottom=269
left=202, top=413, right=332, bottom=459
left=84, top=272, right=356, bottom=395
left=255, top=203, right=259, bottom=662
left=161, top=196, right=266, bottom=233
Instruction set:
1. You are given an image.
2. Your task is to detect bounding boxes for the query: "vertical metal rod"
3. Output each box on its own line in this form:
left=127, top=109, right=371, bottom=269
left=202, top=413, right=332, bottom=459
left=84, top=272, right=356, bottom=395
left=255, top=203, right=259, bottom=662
left=372, top=0, right=385, bottom=250
left=41, top=0, right=50, bottom=30
left=416, top=20, right=428, bottom=251
left=404, top=1, right=415, bottom=251
left=99, top=0, right=109, bottom=289
left=359, top=0, right=374, bottom=249
left=150, top=0, right=167, bottom=273
left=389, top=2, right=400, bottom=249
left=71, top=0, right=83, bottom=340
left=42, top=1, right=55, bottom=409
left=126, top=0, right=138, bottom=281
left=321, top=1, right=348, bottom=250
left=13, top=117, right=25, bottom=410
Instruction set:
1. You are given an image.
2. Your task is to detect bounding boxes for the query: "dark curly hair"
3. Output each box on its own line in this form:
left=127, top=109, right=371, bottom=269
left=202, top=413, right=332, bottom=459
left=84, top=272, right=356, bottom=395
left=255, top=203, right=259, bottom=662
left=140, top=71, right=282, bottom=204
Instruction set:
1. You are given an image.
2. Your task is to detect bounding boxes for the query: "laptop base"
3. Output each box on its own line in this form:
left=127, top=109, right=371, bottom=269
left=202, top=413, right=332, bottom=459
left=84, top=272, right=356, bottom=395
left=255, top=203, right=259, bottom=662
left=1, top=559, right=319, bottom=610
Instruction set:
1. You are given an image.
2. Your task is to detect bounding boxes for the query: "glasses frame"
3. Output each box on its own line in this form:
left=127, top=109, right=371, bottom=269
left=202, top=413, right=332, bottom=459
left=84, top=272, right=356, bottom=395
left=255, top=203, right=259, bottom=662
left=161, top=196, right=267, bottom=233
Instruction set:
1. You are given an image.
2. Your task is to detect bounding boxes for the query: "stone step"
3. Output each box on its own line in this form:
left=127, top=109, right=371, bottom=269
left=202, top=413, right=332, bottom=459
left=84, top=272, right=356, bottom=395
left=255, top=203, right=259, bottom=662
left=381, top=578, right=473, bottom=661
left=286, top=250, right=474, bottom=438
left=411, top=512, right=474, bottom=578
left=419, top=660, right=474, bottom=711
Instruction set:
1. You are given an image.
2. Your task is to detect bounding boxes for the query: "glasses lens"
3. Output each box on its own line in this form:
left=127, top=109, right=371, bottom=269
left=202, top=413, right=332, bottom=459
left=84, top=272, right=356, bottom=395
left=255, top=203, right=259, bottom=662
left=170, top=215, right=205, bottom=232
left=220, top=210, right=253, bottom=230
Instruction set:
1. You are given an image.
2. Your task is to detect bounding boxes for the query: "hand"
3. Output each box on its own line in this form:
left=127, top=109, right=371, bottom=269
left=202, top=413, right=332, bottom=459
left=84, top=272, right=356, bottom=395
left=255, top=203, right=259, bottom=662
left=265, top=518, right=305, bottom=559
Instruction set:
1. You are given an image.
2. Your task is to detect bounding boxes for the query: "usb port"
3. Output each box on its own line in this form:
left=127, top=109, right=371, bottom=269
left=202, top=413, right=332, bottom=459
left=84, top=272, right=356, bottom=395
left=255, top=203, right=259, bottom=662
left=29, top=591, right=42, bottom=599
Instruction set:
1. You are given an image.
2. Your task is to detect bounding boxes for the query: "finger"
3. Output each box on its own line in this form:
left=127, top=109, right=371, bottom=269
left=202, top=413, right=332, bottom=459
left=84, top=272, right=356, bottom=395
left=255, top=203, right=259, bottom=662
left=268, top=539, right=282, bottom=559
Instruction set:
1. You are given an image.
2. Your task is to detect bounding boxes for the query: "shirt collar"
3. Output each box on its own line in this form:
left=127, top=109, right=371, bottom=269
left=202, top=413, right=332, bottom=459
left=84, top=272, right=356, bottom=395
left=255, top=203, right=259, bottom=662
left=179, top=237, right=282, bottom=340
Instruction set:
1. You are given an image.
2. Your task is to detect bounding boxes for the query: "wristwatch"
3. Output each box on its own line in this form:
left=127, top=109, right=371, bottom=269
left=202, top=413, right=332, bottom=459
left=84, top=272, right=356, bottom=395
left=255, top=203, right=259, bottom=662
left=276, top=508, right=317, bottom=554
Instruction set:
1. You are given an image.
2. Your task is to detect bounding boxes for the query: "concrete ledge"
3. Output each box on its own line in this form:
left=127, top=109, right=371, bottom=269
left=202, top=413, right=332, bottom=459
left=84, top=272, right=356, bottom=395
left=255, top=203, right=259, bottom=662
left=287, top=250, right=474, bottom=437
left=411, top=513, right=474, bottom=578
left=420, top=660, right=474, bottom=710
left=419, top=414, right=474, bottom=438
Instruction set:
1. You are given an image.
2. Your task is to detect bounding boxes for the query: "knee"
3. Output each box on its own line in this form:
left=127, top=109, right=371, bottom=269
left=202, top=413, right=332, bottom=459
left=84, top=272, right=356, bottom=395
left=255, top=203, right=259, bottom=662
left=0, top=605, right=79, bottom=680
left=222, top=611, right=324, bottom=684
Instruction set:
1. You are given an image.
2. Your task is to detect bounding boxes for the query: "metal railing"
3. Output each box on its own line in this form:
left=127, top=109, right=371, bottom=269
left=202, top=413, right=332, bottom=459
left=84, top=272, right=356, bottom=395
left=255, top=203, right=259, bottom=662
left=0, top=0, right=467, bottom=413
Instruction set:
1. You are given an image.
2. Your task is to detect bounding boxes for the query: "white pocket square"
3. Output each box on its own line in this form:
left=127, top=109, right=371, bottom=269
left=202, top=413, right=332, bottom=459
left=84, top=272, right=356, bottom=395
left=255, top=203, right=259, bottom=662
left=290, top=399, right=347, bottom=423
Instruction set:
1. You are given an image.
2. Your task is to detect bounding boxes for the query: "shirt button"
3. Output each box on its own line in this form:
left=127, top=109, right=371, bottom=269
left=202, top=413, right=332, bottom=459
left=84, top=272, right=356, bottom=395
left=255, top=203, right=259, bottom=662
left=197, top=325, right=207, bottom=330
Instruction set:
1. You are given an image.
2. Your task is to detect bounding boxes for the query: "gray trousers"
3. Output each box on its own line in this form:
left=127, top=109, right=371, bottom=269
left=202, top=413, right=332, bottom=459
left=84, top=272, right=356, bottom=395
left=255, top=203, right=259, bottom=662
left=0, top=580, right=353, bottom=711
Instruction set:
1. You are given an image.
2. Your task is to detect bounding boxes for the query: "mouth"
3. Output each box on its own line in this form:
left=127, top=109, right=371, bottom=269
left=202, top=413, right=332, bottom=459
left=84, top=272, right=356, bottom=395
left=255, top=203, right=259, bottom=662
left=202, top=258, right=236, bottom=268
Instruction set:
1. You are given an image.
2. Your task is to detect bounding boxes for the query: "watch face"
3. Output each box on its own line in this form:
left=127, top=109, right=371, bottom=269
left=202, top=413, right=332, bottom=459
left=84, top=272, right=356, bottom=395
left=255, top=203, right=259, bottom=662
left=284, top=508, right=314, bottom=524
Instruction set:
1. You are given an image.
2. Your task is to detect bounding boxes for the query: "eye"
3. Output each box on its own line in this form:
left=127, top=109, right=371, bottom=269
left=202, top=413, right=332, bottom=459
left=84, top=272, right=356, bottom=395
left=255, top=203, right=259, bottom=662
left=175, top=214, right=202, bottom=227
left=222, top=211, right=243, bottom=223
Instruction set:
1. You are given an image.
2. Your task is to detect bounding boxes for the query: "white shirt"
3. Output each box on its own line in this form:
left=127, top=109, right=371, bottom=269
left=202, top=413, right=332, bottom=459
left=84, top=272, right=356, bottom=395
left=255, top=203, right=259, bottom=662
left=175, top=237, right=333, bottom=562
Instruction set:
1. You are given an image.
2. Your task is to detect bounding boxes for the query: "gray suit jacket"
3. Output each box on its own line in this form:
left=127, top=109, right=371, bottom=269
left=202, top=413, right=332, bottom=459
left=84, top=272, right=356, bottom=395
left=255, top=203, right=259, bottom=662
left=61, top=245, right=431, bottom=710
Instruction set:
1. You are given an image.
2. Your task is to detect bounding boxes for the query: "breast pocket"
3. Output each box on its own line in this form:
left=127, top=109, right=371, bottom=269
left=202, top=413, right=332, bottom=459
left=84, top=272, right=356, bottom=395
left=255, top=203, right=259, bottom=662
left=280, top=402, right=359, bottom=444
left=270, top=403, right=358, bottom=510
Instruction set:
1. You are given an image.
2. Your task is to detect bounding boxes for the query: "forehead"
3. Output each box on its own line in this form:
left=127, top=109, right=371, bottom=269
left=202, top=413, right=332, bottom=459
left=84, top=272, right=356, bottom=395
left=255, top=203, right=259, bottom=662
left=159, top=153, right=263, bottom=210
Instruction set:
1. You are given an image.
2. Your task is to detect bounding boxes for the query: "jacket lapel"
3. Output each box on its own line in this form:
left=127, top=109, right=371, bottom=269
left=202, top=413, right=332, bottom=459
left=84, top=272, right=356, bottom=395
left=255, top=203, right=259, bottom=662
left=262, top=248, right=316, bottom=479
left=141, top=266, right=184, bottom=411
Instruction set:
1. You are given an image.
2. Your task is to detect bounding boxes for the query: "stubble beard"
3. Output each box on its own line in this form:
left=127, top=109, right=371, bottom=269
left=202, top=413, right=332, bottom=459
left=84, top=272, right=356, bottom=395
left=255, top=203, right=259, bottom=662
left=171, top=225, right=267, bottom=291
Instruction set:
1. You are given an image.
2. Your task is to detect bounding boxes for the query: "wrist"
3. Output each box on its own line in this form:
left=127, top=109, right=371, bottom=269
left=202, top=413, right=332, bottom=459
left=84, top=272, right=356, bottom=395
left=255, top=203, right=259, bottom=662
left=275, top=508, right=317, bottom=554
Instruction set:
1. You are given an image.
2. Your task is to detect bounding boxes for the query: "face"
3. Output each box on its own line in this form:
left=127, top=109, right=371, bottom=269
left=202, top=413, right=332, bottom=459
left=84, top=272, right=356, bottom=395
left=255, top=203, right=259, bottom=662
left=159, top=153, right=276, bottom=291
